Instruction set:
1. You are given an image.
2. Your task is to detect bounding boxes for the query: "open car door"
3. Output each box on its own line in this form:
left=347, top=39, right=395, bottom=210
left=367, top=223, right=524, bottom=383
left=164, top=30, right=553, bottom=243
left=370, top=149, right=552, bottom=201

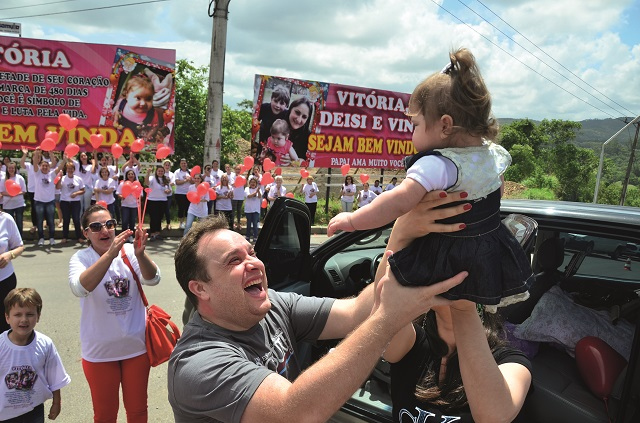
left=254, top=197, right=313, bottom=295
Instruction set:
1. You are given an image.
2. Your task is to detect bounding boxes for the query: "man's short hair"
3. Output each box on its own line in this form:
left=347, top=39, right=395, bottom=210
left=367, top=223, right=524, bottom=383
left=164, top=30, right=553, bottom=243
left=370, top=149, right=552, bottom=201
left=4, top=288, right=43, bottom=316
left=174, top=214, right=231, bottom=308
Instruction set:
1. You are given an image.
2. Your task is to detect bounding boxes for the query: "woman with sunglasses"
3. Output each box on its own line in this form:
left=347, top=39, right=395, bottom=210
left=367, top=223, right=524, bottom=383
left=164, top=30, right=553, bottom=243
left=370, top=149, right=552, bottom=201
left=69, top=204, right=161, bottom=422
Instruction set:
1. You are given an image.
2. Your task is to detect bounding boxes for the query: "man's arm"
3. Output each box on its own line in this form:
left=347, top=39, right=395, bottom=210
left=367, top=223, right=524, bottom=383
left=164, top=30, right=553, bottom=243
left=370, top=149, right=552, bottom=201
left=241, top=265, right=467, bottom=423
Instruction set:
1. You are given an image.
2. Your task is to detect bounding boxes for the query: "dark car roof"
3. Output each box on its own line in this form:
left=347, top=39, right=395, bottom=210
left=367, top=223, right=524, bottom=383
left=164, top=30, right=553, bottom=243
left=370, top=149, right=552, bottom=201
left=501, top=199, right=640, bottom=242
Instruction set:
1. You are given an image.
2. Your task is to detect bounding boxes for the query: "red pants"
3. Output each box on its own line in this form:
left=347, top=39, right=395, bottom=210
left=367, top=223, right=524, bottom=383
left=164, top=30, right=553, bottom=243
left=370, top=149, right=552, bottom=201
left=82, top=353, right=151, bottom=423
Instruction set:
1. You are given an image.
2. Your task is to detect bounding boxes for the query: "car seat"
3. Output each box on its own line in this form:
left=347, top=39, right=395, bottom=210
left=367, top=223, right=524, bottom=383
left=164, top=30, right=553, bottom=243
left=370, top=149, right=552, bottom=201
left=503, top=237, right=566, bottom=324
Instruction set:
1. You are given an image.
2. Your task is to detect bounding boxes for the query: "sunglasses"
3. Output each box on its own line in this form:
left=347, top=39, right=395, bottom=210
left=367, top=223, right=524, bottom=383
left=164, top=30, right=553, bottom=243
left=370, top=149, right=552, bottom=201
left=85, top=219, right=117, bottom=233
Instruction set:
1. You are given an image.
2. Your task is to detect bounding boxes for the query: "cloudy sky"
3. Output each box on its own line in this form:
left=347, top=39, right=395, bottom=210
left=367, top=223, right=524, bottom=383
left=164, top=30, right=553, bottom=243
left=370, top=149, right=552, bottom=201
left=2, top=0, right=639, bottom=121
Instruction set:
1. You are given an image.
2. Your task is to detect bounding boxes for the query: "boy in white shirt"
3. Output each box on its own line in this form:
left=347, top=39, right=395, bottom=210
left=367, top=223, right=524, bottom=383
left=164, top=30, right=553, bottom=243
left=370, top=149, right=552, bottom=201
left=1, top=288, right=70, bottom=421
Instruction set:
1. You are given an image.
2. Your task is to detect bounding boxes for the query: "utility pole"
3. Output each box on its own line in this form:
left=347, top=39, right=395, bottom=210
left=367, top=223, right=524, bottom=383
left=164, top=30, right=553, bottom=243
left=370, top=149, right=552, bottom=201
left=203, top=0, right=230, bottom=166
left=620, top=122, right=639, bottom=206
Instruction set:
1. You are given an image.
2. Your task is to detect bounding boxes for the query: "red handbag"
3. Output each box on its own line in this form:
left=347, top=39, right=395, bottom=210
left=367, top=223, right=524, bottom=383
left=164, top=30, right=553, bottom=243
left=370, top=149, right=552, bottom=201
left=121, top=248, right=181, bottom=367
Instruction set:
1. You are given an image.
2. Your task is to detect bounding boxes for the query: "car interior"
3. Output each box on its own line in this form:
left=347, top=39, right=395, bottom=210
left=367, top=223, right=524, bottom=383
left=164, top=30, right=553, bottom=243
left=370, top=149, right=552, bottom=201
left=302, top=222, right=639, bottom=423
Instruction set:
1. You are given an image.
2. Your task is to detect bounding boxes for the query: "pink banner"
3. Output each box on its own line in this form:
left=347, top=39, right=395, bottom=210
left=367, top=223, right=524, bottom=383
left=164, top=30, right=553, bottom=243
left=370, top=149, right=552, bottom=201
left=0, top=36, right=176, bottom=153
left=251, top=74, right=415, bottom=169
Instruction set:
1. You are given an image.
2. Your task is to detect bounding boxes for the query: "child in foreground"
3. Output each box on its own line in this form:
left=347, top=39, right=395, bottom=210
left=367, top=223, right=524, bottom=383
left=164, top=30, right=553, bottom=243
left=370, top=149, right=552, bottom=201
left=328, top=48, right=533, bottom=313
left=1, top=288, right=70, bottom=421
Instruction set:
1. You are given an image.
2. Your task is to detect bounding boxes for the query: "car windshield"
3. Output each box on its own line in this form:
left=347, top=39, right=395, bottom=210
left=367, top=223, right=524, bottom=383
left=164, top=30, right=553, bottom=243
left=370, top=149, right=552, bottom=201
left=559, top=231, right=640, bottom=284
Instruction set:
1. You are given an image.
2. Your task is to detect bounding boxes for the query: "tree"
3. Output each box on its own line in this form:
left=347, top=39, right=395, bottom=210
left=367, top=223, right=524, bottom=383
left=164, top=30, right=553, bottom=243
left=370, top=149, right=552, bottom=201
left=220, top=100, right=252, bottom=166
left=504, top=144, right=536, bottom=182
left=173, top=59, right=208, bottom=166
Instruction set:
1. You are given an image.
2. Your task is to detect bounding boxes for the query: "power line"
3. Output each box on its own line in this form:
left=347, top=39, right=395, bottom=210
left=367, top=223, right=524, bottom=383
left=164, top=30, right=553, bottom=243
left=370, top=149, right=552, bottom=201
left=0, top=0, right=83, bottom=12
left=1, top=0, right=171, bottom=19
left=471, top=0, right=637, bottom=119
left=430, top=0, right=625, bottom=121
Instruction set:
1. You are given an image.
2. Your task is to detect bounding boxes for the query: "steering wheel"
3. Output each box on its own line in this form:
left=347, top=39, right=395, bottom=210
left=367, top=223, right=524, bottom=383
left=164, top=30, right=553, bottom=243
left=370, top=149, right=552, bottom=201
left=370, top=252, right=385, bottom=280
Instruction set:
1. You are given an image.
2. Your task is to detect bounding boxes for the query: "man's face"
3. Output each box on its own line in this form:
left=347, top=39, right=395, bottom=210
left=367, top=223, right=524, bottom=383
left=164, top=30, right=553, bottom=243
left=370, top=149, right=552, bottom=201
left=212, top=161, right=219, bottom=171
left=194, top=230, right=271, bottom=330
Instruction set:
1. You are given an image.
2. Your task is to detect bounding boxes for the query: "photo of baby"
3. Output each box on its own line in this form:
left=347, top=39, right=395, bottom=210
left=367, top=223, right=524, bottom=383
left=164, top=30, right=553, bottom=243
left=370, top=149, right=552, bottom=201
left=102, top=49, right=175, bottom=146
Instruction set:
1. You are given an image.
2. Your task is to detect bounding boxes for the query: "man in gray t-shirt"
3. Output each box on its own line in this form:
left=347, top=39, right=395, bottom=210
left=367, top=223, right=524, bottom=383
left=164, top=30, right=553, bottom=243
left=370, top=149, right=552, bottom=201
left=169, top=196, right=467, bottom=423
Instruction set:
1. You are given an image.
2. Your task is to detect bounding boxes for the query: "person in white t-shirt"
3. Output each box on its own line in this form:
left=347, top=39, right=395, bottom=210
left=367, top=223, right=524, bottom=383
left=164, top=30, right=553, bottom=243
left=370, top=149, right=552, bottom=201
left=162, top=159, right=175, bottom=230
left=0, top=212, right=24, bottom=334
left=145, top=166, right=172, bottom=241
left=1, top=162, right=27, bottom=237
left=215, top=174, right=233, bottom=229
left=68, top=205, right=160, bottom=422
left=94, top=167, right=118, bottom=218
left=231, top=164, right=246, bottom=231
left=301, top=176, right=319, bottom=224
left=371, top=179, right=383, bottom=195
left=56, top=162, right=85, bottom=244
left=356, top=182, right=377, bottom=208
left=173, top=159, right=191, bottom=229
left=19, top=148, right=39, bottom=234
left=77, top=152, right=96, bottom=215
left=243, top=178, right=261, bottom=242
left=117, top=170, right=139, bottom=238
left=184, top=174, right=210, bottom=236
left=1, top=288, right=70, bottom=421
left=267, top=175, right=287, bottom=206
left=32, top=151, right=63, bottom=246
left=339, top=175, right=356, bottom=212
left=121, top=153, right=140, bottom=178
left=385, top=176, right=398, bottom=191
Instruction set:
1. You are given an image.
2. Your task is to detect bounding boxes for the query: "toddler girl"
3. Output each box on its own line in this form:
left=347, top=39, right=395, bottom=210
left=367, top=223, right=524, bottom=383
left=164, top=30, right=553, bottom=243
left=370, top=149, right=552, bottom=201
left=113, top=72, right=164, bottom=141
left=262, top=119, right=299, bottom=166
left=328, top=48, right=533, bottom=313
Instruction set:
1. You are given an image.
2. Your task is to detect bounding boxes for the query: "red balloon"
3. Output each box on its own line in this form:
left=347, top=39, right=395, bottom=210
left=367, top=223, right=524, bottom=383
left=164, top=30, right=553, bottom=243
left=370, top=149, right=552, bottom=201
left=41, top=138, right=56, bottom=152
left=156, top=146, right=171, bottom=160
left=190, top=165, right=201, bottom=178
left=121, top=181, right=133, bottom=198
left=300, top=169, right=310, bottom=178
left=45, top=131, right=59, bottom=144
left=187, top=191, right=201, bottom=204
left=260, top=172, right=274, bottom=186
left=274, top=167, right=282, bottom=176
left=576, top=336, right=628, bottom=400
left=4, top=180, right=20, bottom=197
left=262, top=158, right=275, bottom=171
left=208, top=188, right=217, bottom=200
left=58, top=113, right=78, bottom=131
left=96, top=200, right=108, bottom=208
left=359, top=173, right=369, bottom=184
left=285, top=192, right=294, bottom=198
left=111, top=143, right=124, bottom=159
left=243, top=156, right=254, bottom=169
left=89, top=133, right=104, bottom=150
left=261, top=198, right=268, bottom=208
left=197, top=183, right=209, bottom=197
left=64, top=143, right=80, bottom=157
left=131, top=138, right=145, bottom=153
left=53, top=174, right=61, bottom=185
left=132, top=181, right=143, bottom=199
left=341, top=164, right=350, bottom=176
left=234, top=176, right=246, bottom=188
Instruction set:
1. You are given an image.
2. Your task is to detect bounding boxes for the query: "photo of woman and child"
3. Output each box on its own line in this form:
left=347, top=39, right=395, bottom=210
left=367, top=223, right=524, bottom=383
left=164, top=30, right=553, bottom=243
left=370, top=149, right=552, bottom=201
left=254, top=80, right=315, bottom=167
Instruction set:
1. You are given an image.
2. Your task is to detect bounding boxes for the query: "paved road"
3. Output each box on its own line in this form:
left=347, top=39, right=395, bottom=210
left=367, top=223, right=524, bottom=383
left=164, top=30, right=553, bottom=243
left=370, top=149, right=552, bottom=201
left=13, top=237, right=186, bottom=423
left=12, top=231, right=331, bottom=422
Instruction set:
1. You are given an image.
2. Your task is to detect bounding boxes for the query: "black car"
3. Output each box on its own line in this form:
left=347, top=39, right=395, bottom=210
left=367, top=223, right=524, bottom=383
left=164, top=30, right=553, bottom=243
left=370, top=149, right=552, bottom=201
left=186, top=198, right=640, bottom=423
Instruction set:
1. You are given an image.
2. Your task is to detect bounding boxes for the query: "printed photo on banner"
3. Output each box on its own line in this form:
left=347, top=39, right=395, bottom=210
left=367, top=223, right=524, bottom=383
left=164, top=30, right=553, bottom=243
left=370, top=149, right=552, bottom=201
left=100, top=48, right=175, bottom=146
left=0, top=36, right=176, bottom=153
left=251, top=74, right=414, bottom=169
